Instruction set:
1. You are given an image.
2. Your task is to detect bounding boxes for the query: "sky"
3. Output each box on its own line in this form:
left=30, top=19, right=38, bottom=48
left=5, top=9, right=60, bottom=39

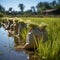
left=0, top=0, right=54, bottom=11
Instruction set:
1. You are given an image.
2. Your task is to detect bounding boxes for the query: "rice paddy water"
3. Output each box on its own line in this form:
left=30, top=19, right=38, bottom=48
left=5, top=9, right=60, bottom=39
left=0, top=26, right=37, bottom=60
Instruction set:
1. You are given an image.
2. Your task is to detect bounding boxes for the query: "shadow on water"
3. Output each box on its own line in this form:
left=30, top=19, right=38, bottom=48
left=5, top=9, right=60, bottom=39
left=0, top=26, right=38, bottom=60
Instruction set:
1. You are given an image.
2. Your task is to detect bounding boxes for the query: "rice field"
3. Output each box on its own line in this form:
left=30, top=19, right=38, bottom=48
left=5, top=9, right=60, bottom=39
left=21, top=17, right=60, bottom=60
left=0, top=17, right=60, bottom=60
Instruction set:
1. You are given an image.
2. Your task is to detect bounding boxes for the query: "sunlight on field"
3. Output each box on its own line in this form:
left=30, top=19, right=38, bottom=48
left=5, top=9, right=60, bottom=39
left=21, top=17, right=60, bottom=24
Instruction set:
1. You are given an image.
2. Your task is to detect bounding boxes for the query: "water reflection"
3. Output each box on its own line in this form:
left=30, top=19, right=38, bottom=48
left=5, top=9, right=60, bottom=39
left=0, top=26, right=38, bottom=60
left=0, top=26, right=28, bottom=60
left=25, top=50, right=38, bottom=60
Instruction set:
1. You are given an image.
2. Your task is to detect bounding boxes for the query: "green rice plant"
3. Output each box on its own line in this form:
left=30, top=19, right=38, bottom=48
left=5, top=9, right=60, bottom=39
left=20, top=28, right=28, bottom=43
left=21, top=18, right=60, bottom=60
left=37, top=21, right=60, bottom=60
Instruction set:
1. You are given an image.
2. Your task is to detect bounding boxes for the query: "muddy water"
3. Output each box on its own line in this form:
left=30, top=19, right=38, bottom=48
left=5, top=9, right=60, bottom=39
left=0, top=26, right=29, bottom=60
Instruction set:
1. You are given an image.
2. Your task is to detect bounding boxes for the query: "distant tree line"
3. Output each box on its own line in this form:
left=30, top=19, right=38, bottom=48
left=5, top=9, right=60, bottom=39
left=0, top=0, right=60, bottom=17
